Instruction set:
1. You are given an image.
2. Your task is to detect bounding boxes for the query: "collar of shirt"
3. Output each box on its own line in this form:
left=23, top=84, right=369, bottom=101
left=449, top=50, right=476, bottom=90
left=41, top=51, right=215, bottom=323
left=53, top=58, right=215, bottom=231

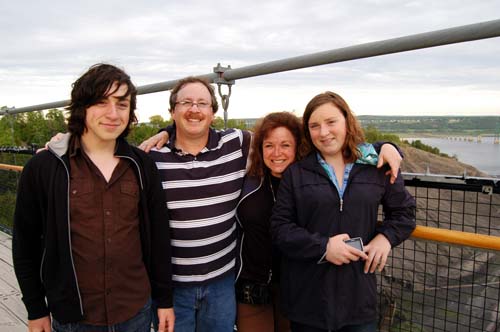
left=68, top=135, right=121, bottom=158
left=166, top=126, right=220, bottom=155
left=316, top=153, right=353, bottom=199
left=356, top=143, right=379, bottom=165
left=315, top=143, right=377, bottom=198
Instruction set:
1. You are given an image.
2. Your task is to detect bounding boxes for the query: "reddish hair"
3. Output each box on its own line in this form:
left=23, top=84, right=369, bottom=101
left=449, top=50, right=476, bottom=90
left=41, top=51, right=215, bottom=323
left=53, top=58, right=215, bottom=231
left=247, top=112, right=305, bottom=178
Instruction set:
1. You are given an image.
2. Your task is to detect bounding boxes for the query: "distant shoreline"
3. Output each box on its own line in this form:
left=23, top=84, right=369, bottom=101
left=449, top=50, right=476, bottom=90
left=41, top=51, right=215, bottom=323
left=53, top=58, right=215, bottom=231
left=398, top=133, right=499, bottom=139
left=400, top=136, right=499, bottom=177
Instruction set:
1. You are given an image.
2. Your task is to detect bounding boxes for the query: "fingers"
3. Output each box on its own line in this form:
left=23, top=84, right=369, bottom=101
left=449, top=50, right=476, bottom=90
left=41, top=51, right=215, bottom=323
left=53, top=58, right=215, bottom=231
left=377, top=155, right=385, bottom=169
left=138, top=140, right=153, bottom=153
left=345, top=247, right=367, bottom=262
left=327, top=234, right=368, bottom=266
left=156, top=141, right=163, bottom=150
left=385, top=169, right=397, bottom=184
left=363, top=248, right=381, bottom=273
left=363, top=236, right=391, bottom=273
left=377, top=252, right=388, bottom=272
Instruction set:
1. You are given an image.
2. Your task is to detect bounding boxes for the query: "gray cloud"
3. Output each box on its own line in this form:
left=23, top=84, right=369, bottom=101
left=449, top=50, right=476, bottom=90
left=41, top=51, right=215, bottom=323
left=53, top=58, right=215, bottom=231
left=1, top=0, right=500, bottom=117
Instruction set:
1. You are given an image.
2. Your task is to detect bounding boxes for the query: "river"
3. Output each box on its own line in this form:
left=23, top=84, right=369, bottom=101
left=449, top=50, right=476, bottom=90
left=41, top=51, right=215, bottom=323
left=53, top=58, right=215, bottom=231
left=404, top=136, right=499, bottom=177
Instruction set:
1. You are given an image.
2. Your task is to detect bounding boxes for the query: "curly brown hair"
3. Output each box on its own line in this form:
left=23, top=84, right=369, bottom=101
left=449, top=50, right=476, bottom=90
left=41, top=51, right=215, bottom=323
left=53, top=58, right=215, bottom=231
left=302, top=91, right=365, bottom=163
left=247, top=112, right=306, bottom=178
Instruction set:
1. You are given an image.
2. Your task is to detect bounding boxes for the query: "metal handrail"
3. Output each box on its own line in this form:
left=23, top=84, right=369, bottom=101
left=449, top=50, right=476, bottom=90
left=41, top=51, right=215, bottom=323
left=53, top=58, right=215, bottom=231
left=411, top=225, right=500, bottom=251
left=2, top=19, right=500, bottom=116
left=0, top=163, right=23, bottom=172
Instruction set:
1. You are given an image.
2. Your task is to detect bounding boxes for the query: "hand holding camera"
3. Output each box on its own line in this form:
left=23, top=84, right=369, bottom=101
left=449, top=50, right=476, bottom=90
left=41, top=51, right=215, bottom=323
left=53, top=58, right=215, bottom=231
left=325, top=234, right=368, bottom=266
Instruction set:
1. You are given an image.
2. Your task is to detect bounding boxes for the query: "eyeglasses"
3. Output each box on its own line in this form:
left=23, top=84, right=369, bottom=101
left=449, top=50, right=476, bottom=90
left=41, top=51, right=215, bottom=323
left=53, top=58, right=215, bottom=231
left=175, top=100, right=211, bottom=110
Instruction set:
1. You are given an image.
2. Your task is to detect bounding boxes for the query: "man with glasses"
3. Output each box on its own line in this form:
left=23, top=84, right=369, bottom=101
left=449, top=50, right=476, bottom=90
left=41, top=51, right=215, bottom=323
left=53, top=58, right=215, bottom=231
left=147, top=77, right=251, bottom=332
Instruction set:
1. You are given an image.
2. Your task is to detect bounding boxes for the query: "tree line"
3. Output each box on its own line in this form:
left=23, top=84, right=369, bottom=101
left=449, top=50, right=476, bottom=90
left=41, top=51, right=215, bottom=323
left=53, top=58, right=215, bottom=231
left=0, top=107, right=246, bottom=149
left=359, top=115, right=500, bottom=135
left=1, top=107, right=450, bottom=164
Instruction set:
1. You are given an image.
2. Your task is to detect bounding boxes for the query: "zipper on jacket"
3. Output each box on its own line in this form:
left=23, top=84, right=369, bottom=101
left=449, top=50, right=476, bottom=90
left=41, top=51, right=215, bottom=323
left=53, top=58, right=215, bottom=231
left=49, top=149, right=84, bottom=316
left=340, top=198, right=343, bottom=212
left=234, top=177, right=264, bottom=282
left=39, top=247, right=46, bottom=283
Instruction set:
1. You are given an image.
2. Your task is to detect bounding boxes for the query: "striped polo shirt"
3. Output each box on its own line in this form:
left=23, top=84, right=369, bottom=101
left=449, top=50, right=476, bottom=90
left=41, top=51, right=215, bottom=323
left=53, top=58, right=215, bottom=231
left=150, top=127, right=251, bottom=285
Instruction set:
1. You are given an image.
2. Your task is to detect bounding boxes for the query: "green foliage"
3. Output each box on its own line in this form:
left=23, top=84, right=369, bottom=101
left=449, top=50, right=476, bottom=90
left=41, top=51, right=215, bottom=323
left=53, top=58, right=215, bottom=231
left=358, top=115, right=500, bottom=135
left=0, top=115, right=16, bottom=145
left=402, top=139, right=450, bottom=157
left=363, top=125, right=451, bottom=157
left=0, top=159, right=21, bottom=230
left=407, top=140, right=439, bottom=154
left=0, top=109, right=67, bottom=146
left=211, top=117, right=247, bottom=130
left=0, top=190, right=16, bottom=229
left=363, top=125, right=401, bottom=144
left=127, top=115, right=248, bottom=145
left=128, top=115, right=173, bottom=146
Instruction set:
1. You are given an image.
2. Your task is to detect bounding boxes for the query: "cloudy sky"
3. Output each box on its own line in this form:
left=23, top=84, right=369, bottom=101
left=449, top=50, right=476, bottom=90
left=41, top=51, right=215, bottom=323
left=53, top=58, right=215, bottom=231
left=1, top=1, right=499, bottom=122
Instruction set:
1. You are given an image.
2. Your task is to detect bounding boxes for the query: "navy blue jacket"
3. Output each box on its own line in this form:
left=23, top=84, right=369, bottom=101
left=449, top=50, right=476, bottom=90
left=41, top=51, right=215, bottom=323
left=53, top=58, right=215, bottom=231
left=270, top=153, right=416, bottom=330
left=12, top=136, right=173, bottom=323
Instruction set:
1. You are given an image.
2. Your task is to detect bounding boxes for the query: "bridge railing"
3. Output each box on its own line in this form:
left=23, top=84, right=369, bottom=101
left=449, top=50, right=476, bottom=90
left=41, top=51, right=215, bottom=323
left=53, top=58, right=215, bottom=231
left=378, top=175, right=499, bottom=332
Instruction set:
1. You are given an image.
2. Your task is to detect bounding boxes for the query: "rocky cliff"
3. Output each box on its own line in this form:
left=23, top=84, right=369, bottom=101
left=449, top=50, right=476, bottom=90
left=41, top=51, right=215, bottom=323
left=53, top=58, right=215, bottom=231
left=399, top=145, right=490, bottom=177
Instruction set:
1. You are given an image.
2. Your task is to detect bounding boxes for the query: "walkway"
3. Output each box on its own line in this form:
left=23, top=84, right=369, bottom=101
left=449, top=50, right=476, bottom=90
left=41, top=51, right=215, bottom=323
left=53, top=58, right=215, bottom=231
left=0, top=231, right=26, bottom=331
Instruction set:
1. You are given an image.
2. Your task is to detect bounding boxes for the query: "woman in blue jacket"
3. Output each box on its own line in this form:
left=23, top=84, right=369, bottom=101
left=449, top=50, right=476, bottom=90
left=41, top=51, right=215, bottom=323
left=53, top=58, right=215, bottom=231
left=270, top=92, right=416, bottom=332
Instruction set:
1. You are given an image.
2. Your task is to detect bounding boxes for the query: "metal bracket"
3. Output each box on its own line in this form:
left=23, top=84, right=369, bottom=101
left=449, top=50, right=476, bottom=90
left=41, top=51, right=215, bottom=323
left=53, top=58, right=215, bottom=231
left=482, top=185, right=493, bottom=195
left=213, top=63, right=235, bottom=86
left=0, top=106, right=15, bottom=116
left=213, top=63, right=235, bottom=129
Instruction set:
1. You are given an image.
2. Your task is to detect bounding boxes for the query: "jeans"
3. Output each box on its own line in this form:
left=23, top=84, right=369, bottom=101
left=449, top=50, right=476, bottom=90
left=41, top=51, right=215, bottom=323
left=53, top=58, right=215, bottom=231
left=52, top=298, right=152, bottom=332
left=290, top=320, right=377, bottom=332
left=154, top=273, right=236, bottom=332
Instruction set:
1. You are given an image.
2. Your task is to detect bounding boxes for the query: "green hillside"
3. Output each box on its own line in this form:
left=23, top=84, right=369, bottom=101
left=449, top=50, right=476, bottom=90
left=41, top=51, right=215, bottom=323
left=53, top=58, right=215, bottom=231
left=357, top=116, right=500, bottom=135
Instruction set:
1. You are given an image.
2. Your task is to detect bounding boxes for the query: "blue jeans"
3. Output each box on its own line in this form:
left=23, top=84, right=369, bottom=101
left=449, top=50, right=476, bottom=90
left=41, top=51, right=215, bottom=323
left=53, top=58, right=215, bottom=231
left=154, top=273, right=236, bottom=332
left=52, top=298, right=152, bottom=332
left=290, top=321, right=377, bottom=332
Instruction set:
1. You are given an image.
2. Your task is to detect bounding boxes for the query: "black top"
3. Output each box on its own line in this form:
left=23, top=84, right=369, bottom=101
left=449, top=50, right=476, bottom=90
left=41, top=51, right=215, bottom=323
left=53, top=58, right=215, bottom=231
left=238, top=174, right=282, bottom=284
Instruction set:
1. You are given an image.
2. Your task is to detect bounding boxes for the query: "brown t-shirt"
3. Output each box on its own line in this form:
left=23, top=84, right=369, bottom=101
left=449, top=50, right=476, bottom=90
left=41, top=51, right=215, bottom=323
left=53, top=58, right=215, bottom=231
left=69, top=140, right=150, bottom=325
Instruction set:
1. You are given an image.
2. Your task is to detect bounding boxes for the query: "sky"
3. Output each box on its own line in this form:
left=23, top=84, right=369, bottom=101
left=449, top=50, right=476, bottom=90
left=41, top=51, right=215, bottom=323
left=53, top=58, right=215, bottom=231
left=1, top=0, right=500, bottom=123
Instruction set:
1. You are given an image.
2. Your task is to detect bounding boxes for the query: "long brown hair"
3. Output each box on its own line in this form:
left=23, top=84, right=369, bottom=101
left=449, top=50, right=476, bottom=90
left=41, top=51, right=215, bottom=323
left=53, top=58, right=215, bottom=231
left=247, top=112, right=305, bottom=178
left=302, top=91, right=365, bottom=163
